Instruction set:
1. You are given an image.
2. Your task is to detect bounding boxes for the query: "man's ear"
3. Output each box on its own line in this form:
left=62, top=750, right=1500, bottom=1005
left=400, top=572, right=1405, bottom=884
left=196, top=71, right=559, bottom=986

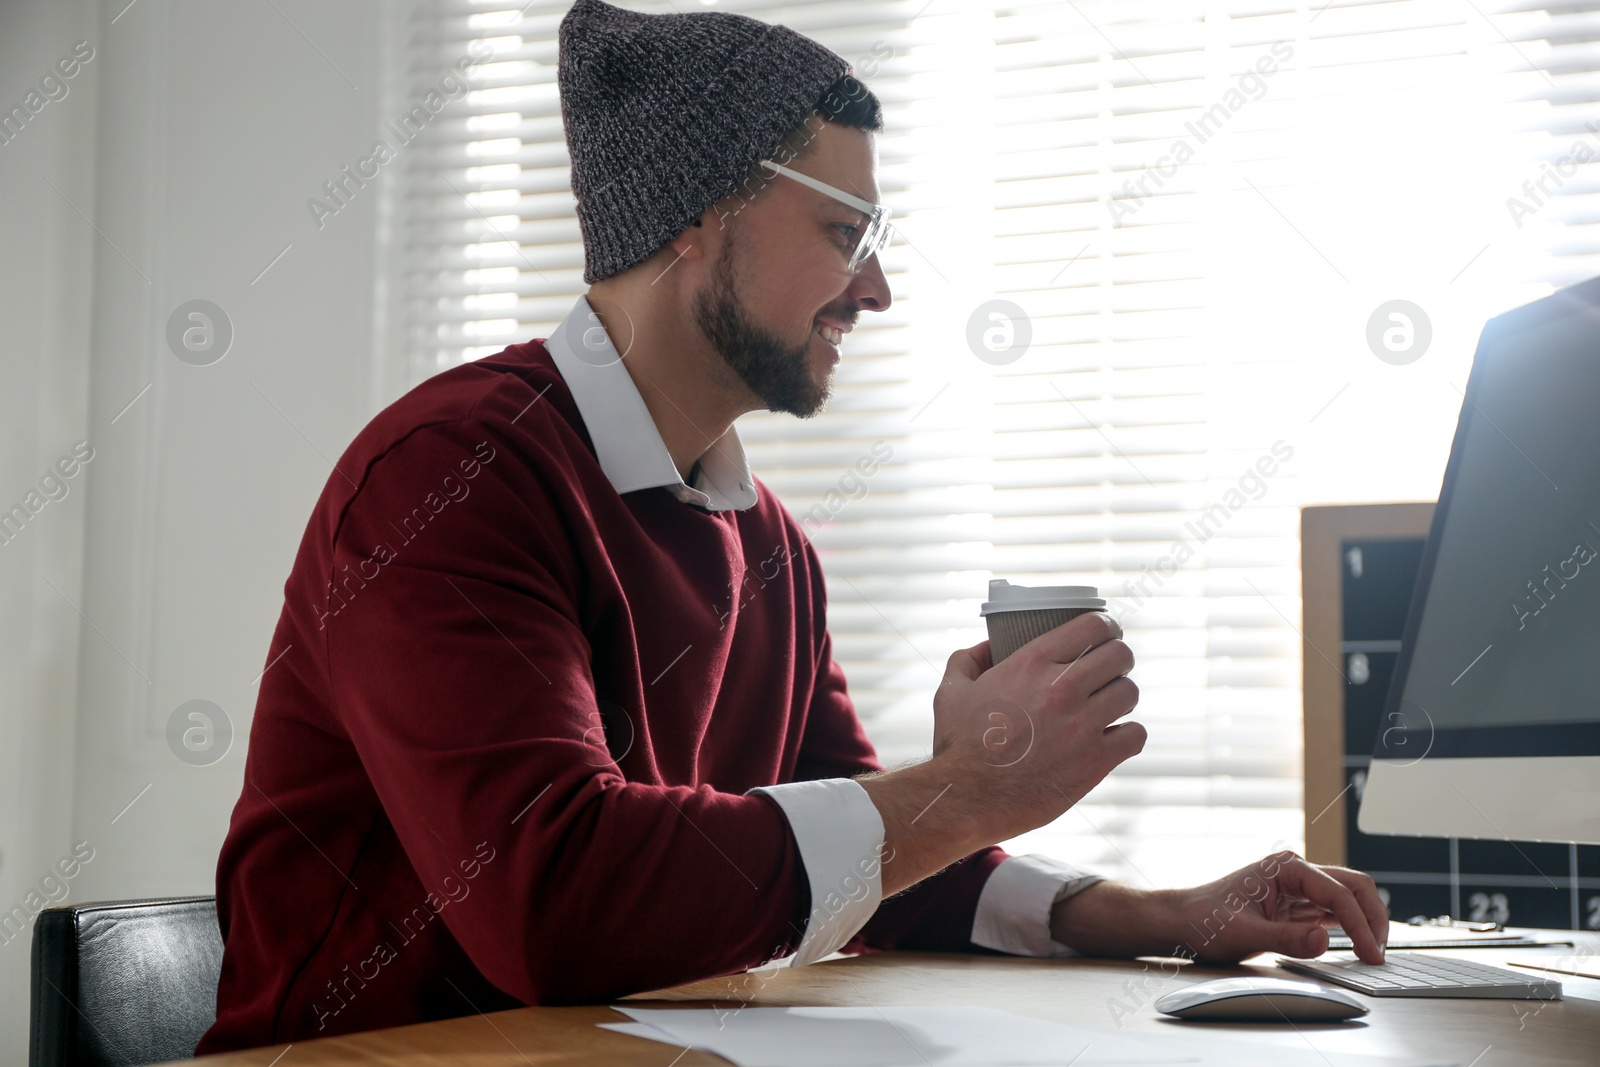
left=663, top=219, right=708, bottom=269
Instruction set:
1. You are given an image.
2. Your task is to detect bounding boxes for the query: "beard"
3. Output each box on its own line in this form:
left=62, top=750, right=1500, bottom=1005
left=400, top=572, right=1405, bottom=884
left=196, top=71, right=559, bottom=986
left=690, top=226, right=832, bottom=418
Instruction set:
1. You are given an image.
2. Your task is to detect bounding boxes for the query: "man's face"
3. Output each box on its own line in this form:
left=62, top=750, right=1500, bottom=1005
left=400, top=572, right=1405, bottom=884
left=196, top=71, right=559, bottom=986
left=691, top=121, right=892, bottom=418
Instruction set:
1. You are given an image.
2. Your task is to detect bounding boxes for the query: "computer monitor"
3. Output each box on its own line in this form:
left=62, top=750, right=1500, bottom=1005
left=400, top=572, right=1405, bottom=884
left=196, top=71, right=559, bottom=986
left=1358, top=276, right=1600, bottom=846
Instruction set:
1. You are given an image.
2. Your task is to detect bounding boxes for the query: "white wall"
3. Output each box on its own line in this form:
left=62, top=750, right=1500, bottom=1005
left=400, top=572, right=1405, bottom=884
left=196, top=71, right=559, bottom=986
left=0, top=0, right=100, bottom=1052
left=0, top=1, right=397, bottom=1055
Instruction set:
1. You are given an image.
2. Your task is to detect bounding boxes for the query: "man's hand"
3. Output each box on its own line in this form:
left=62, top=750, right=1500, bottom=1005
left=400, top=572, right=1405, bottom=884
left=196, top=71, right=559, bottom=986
left=929, top=616, right=1145, bottom=840
left=1174, top=851, right=1389, bottom=965
left=1049, top=851, right=1389, bottom=965
left=858, top=614, right=1143, bottom=897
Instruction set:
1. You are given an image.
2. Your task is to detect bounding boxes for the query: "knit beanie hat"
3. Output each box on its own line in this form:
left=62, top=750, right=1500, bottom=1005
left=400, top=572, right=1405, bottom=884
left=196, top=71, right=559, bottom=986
left=558, top=0, right=852, bottom=284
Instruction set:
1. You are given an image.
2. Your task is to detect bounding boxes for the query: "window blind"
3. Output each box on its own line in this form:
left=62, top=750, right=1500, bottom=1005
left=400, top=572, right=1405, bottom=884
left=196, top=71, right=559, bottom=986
left=389, top=0, right=1597, bottom=889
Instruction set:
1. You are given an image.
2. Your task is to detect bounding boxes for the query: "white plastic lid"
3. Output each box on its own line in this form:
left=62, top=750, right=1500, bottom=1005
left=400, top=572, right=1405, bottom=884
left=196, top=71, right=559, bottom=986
left=979, top=578, right=1105, bottom=616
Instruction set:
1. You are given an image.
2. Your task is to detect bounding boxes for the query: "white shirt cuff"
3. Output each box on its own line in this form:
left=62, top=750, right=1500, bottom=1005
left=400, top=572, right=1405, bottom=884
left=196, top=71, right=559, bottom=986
left=971, top=853, right=1105, bottom=958
left=746, top=778, right=885, bottom=967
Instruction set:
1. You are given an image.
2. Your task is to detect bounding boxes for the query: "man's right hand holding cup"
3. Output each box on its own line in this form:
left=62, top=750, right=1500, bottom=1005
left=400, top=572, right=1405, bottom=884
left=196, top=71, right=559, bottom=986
left=858, top=582, right=1142, bottom=897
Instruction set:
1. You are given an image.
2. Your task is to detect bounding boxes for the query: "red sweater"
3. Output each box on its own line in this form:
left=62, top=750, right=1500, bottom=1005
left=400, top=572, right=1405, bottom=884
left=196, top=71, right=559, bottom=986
left=196, top=340, right=1009, bottom=1053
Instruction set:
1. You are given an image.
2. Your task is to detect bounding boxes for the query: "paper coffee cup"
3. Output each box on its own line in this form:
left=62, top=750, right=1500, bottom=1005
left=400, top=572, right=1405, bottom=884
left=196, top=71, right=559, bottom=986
left=980, top=579, right=1106, bottom=665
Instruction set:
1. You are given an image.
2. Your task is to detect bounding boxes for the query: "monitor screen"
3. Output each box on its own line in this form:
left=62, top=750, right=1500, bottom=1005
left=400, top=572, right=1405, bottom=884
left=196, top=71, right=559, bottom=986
left=1377, top=290, right=1600, bottom=758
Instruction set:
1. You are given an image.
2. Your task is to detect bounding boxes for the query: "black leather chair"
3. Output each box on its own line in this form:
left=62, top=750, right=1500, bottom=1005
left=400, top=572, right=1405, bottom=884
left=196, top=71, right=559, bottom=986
left=29, top=896, right=223, bottom=1067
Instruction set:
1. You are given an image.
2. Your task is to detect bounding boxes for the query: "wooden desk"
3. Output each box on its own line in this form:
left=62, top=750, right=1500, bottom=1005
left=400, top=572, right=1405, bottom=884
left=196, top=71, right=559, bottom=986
left=180, top=944, right=1600, bottom=1066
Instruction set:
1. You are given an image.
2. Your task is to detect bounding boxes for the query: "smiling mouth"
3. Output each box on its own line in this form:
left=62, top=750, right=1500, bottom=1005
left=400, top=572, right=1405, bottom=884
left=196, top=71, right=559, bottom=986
left=815, top=323, right=844, bottom=345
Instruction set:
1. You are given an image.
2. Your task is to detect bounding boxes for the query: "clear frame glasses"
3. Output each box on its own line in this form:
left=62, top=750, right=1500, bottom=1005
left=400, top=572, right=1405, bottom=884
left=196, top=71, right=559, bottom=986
left=757, top=159, right=892, bottom=272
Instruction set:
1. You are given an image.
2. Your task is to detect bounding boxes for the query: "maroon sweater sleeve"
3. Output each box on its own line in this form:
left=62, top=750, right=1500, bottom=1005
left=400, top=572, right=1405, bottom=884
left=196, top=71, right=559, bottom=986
left=788, top=531, right=1012, bottom=955
left=322, top=417, right=808, bottom=1004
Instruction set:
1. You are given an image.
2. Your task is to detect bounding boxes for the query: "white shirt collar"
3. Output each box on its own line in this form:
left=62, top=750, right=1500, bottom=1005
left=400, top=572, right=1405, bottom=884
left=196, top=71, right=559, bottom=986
left=543, top=294, right=759, bottom=512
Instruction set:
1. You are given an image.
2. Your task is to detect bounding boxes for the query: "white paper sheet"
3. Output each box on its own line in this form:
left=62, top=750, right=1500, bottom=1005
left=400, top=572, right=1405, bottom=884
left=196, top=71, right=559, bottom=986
left=608, top=1006, right=1175, bottom=1066
left=603, top=1005, right=1454, bottom=1067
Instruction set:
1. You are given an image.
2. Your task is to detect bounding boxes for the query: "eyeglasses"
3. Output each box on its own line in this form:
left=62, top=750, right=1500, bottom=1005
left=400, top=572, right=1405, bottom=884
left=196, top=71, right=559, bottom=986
left=757, top=159, right=892, bottom=273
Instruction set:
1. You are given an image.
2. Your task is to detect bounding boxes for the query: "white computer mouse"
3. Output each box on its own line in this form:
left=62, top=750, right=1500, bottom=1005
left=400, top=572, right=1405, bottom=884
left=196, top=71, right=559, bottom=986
left=1153, top=976, right=1369, bottom=1022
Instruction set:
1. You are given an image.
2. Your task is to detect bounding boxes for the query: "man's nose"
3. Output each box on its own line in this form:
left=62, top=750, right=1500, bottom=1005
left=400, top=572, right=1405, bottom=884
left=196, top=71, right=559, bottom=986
left=847, top=251, right=892, bottom=313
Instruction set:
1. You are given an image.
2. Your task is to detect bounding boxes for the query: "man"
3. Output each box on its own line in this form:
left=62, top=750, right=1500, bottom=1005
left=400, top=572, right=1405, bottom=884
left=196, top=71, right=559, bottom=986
left=197, top=0, right=1387, bottom=1053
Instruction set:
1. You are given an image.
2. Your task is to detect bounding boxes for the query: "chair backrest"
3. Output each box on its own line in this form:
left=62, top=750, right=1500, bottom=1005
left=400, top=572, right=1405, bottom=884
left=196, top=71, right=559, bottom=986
left=29, top=896, right=223, bottom=1067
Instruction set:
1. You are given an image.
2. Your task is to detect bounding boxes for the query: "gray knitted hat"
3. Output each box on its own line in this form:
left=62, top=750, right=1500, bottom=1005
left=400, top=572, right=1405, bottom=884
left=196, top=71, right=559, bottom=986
left=558, top=0, right=851, bottom=284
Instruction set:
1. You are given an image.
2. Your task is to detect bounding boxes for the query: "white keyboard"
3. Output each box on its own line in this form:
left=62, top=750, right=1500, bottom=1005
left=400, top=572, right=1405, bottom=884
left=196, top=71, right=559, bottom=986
left=1279, top=952, right=1562, bottom=999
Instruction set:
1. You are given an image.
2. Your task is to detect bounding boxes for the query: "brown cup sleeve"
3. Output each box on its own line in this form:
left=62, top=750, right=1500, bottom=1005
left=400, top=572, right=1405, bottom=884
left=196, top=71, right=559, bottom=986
left=985, top=606, right=1096, bottom=665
